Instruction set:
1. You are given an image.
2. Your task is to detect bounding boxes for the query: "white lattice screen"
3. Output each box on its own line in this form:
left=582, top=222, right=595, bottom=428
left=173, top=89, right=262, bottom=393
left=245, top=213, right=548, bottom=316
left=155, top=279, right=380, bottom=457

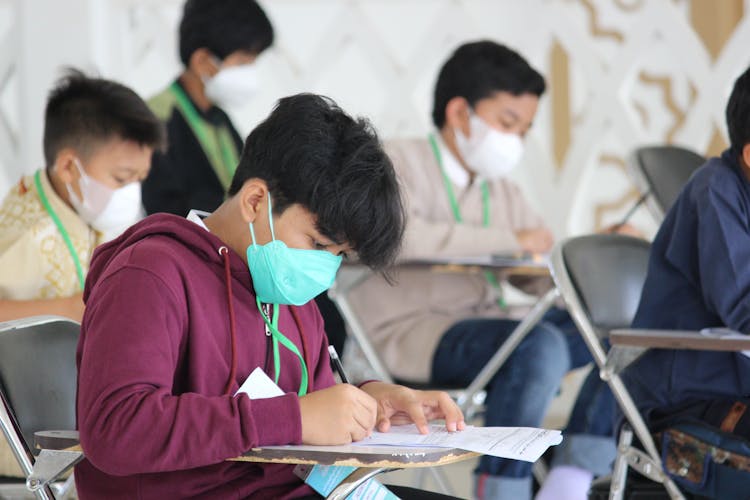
left=2, top=0, right=749, bottom=236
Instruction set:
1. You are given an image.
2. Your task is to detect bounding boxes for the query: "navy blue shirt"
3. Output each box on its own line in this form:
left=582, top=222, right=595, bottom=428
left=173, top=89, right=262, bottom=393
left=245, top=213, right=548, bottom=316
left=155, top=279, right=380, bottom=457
left=626, top=150, right=750, bottom=420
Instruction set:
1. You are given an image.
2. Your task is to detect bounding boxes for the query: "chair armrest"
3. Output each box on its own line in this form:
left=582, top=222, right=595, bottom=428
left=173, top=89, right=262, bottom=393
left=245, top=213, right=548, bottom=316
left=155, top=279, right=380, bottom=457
left=34, top=430, right=80, bottom=451
left=610, top=328, right=750, bottom=351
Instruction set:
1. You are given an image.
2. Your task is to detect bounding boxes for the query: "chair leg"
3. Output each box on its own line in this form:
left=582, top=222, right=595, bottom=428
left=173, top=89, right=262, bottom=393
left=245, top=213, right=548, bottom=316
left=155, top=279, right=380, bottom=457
left=609, top=425, right=632, bottom=500
left=326, top=467, right=397, bottom=500
left=533, top=458, right=549, bottom=486
left=413, top=468, right=427, bottom=490
left=50, top=474, right=76, bottom=499
left=457, top=288, right=559, bottom=411
left=428, top=467, right=454, bottom=495
left=606, top=376, right=685, bottom=500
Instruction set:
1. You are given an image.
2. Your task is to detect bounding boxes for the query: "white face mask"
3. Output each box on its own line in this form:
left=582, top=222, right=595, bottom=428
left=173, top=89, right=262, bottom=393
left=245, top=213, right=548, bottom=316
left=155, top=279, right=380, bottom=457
left=66, top=159, right=143, bottom=235
left=204, top=62, right=259, bottom=109
left=455, top=113, right=524, bottom=180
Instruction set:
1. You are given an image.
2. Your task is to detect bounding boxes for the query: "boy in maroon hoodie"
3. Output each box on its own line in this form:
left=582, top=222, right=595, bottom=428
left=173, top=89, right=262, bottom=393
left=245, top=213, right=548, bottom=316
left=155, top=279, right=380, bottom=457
left=75, top=93, right=465, bottom=499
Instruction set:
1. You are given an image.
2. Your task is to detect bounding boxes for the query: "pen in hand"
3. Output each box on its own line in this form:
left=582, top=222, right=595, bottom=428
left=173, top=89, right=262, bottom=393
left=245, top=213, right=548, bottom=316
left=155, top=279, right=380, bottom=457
left=328, top=345, right=349, bottom=384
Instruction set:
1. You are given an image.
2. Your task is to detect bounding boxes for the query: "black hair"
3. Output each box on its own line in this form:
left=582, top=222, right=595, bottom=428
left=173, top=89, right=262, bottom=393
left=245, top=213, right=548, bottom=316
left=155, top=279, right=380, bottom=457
left=43, top=69, right=166, bottom=167
left=726, top=65, right=750, bottom=155
left=229, top=94, right=405, bottom=271
left=432, top=40, right=546, bottom=129
left=179, top=0, right=274, bottom=65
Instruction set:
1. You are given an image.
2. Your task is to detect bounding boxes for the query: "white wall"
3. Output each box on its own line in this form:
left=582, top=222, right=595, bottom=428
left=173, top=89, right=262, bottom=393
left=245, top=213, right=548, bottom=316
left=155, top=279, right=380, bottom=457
left=1, top=0, right=749, bottom=237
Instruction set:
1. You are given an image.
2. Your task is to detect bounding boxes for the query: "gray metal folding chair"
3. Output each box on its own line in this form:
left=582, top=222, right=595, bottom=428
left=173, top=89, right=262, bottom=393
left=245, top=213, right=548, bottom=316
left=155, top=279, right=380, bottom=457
left=553, top=233, right=750, bottom=499
left=629, top=145, right=705, bottom=223
left=550, top=234, right=688, bottom=499
left=0, top=316, right=82, bottom=499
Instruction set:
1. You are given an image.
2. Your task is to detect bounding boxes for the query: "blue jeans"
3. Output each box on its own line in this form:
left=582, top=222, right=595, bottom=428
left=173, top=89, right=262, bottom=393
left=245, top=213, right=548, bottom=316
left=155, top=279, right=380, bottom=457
left=430, top=307, right=616, bottom=479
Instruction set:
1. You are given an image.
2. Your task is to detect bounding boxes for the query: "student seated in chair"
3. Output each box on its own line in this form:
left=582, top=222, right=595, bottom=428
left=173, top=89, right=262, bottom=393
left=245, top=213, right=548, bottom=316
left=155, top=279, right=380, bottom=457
left=142, top=0, right=272, bottom=216
left=0, top=70, right=164, bottom=479
left=75, top=94, right=465, bottom=499
left=348, top=40, right=625, bottom=500
left=625, top=66, right=750, bottom=498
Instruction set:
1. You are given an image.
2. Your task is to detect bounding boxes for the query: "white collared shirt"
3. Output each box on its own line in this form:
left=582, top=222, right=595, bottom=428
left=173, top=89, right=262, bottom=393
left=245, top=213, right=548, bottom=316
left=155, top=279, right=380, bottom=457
left=186, top=209, right=211, bottom=231
left=434, top=132, right=470, bottom=189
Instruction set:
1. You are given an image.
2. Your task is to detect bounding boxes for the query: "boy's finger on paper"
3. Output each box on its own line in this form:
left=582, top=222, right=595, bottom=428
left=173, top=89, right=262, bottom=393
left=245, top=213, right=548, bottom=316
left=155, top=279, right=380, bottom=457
left=404, top=401, right=429, bottom=433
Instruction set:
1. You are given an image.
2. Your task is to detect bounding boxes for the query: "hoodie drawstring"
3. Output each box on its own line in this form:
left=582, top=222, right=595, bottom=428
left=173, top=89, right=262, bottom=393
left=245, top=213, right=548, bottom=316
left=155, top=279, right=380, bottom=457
left=289, top=306, right=311, bottom=391
left=218, top=246, right=312, bottom=395
left=219, top=246, right=238, bottom=395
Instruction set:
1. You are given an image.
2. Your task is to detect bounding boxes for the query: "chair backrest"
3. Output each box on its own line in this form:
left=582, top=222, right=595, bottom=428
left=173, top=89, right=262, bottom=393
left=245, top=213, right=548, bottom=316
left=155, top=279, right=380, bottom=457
left=551, top=234, right=651, bottom=341
left=630, top=145, right=705, bottom=220
left=0, top=316, right=79, bottom=455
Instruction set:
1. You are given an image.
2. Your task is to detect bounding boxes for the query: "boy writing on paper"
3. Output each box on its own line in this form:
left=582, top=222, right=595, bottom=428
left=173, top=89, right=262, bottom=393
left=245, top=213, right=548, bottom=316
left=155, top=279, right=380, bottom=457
left=75, top=94, right=464, bottom=499
left=624, top=66, right=750, bottom=497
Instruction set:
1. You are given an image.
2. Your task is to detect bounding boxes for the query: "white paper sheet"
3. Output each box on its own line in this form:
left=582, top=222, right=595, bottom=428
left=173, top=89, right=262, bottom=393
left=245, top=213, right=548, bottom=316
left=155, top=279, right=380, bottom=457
left=354, top=424, right=562, bottom=462
left=234, top=367, right=285, bottom=399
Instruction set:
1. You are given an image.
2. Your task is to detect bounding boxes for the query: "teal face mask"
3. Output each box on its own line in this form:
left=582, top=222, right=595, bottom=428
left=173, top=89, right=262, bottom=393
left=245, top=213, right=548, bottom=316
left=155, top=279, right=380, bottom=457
left=246, top=195, right=343, bottom=306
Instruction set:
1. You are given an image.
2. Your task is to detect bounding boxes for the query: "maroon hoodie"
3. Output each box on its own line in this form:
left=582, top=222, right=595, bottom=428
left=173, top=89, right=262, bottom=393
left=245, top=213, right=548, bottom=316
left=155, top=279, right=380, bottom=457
left=75, top=213, right=334, bottom=499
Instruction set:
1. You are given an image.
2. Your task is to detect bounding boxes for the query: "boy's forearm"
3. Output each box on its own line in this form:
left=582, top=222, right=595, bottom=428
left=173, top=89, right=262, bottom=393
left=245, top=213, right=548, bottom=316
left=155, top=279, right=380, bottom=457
left=77, top=389, right=302, bottom=476
left=0, top=295, right=84, bottom=323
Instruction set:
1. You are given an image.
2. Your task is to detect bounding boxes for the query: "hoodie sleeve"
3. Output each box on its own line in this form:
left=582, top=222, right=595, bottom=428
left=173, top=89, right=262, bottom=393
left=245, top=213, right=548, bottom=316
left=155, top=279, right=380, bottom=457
left=77, top=263, right=302, bottom=476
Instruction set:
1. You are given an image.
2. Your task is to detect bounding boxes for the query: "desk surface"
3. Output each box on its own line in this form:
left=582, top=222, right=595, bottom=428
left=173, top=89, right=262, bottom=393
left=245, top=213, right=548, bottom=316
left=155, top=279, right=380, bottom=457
left=404, top=253, right=547, bottom=269
left=338, top=254, right=550, bottom=281
left=36, top=431, right=478, bottom=469
left=610, top=328, right=750, bottom=351
left=234, top=444, right=478, bottom=468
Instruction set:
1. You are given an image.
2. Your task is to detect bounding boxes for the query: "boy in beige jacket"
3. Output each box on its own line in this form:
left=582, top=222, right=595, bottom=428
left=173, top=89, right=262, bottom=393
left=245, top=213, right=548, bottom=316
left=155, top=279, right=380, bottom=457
left=349, top=41, right=616, bottom=500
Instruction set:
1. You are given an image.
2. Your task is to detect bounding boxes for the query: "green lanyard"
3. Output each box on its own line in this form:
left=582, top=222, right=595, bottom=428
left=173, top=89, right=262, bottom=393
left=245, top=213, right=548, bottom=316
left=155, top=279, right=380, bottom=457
left=428, top=134, right=506, bottom=308
left=169, top=82, right=239, bottom=190
left=428, top=134, right=490, bottom=226
left=34, top=171, right=86, bottom=291
left=255, top=299, right=309, bottom=396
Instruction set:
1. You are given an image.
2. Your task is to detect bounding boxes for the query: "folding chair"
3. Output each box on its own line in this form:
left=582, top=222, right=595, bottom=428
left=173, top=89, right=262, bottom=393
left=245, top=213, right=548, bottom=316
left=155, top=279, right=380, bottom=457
left=0, top=316, right=82, bottom=499
left=628, top=145, right=705, bottom=223
left=551, top=233, right=750, bottom=500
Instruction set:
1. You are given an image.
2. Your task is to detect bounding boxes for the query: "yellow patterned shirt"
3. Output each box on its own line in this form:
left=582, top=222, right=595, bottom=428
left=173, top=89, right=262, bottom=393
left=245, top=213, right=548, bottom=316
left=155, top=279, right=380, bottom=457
left=0, top=169, right=102, bottom=301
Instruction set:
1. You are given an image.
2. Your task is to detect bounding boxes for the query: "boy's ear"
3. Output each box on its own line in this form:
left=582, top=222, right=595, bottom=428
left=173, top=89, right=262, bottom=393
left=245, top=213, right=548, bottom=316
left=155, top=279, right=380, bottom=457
left=444, top=96, right=471, bottom=138
left=52, top=148, right=79, bottom=185
left=237, top=179, right=268, bottom=224
left=742, top=144, right=750, bottom=170
left=189, top=48, right=219, bottom=79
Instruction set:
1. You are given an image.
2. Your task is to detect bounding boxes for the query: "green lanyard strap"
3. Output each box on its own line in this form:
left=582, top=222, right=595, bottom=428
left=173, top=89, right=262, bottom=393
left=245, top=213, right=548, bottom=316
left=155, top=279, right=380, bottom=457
left=169, top=82, right=239, bottom=190
left=256, top=298, right=309, bottom=396
left=428, top=133, right=505, bottom=308
left=34, top=171, right=85, bottom=291
left=428, top=134, right=490, bottom=226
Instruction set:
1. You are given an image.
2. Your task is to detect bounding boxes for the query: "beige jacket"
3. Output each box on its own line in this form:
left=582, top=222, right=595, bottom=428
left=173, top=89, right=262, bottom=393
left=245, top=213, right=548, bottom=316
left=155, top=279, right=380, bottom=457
left=347, top=137, right=548, bottom=382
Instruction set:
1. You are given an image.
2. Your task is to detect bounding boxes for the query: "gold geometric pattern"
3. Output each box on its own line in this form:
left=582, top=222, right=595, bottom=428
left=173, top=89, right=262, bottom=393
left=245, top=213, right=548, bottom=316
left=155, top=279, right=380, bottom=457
left=0, top=174, right=98, bottom=301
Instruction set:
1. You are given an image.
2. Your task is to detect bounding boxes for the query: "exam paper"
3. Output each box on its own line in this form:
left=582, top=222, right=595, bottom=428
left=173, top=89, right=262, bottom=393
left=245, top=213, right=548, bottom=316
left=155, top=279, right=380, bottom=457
left=355, top=424, right=562, bottom=462
left=235, top=367, right=285, bottom=399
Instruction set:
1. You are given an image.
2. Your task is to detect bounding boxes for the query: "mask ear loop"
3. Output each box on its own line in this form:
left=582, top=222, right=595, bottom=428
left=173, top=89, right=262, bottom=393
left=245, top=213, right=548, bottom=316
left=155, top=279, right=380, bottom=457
left=67, top=158, right=90, bottom=210
left=266, top=193, right=276, bottom=241
left=248, top=192, right=275, bottom=247
left=72, top=158, right=90, bottom=187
